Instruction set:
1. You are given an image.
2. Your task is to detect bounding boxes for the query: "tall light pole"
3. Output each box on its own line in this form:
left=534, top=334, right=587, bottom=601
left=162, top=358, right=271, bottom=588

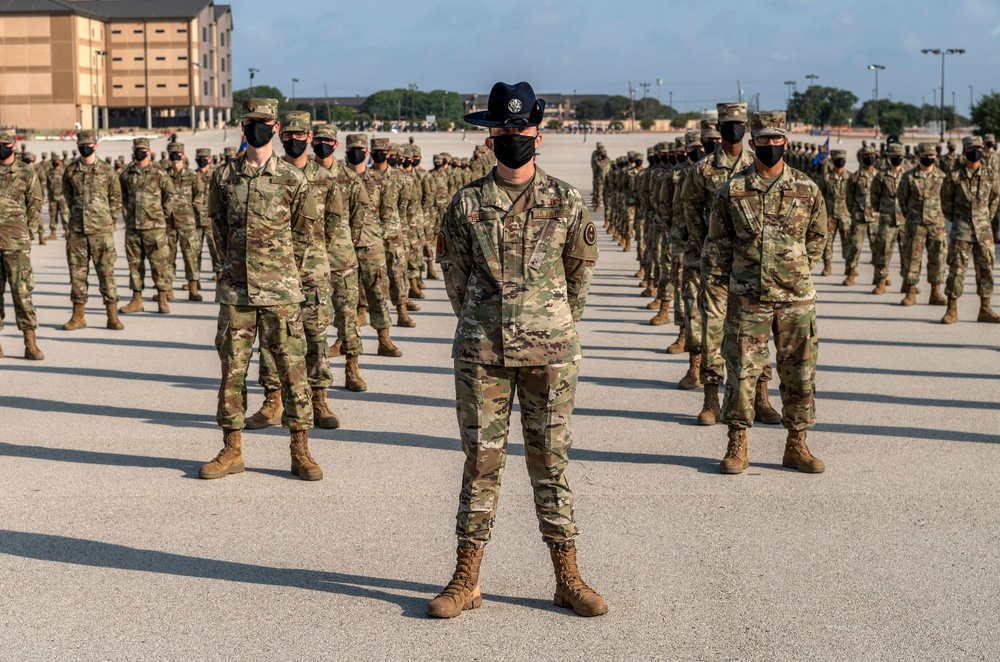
left=656, top=77, right=662, bottom=104
left=867, top=65, right=884, bottom=138
left=91, top=49, right=106, bottom=130
left=784, top=80, right=796, bottom=126
left=921, top=48, right=965, bottom=142
left=248, top=67, right=259, bottom=96
left=969, top=85, right=974, bottom=117
left=805, top=74, right=819, bottom=129
left=291, top=77, right=298, bottom=103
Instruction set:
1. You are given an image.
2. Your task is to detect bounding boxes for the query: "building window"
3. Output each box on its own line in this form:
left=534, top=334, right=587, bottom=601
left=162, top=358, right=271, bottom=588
left=204, top=82, right=209, bottom=96
left=155, top=56, right=165, bottom=61
left=134, top=29, right=143, bottom=34
left=113, top=84, right=123, bottom=89
left=136, top=84, right=145, bottom=88
left=135, top=57, right=144, bottom=61
left=202, top=27, right=207, bottom=42
left=112, top=29, right=121, bottom=35
left=112, top=57, right=122, bottom=62
left=203, top=55, right=208, bottom=68
left=177, top=28, right=187, bottom=33
left=179, top=83, right=188, bottom=88
left=155, top=29, right=165, bottom=34
left=178, top=56, right=187, bottom=61
left=220, top=58, right=225, bottom=72
left=157, top=84, right=166, bottom=88
left=220, top=32, right=225, bottom=47
left=221, top=83, right=226, bottom=97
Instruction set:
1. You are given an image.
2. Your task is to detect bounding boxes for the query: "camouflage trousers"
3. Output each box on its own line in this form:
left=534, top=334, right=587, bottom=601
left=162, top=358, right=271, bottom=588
left=844, top=220, right=877, bottom=272
left=331, top=267, right=362, bottom=358
left=699, top=274, right=774, bottom=386
left=66, top=231, right=118, bottom=304
left=903, top=222, right=946, bottom=286
left=592, top=176, right=604, bottom=209
left=622, top=204, right=636, bottom=240
left=634, top=210, right=646, bottom=263
left=199, top=226, right=222, bottom=276
left=722, top=296, right=818, bottom=431
left=355, top=243, right=392, bottom=330
left=258, top=290, right=333, bottom=391
left=48, top=197, right=69, bottom=233
left=945, top=237, right=995, bottom=299
left=454, top=359, right=580, bottom=548
left=873, top=221, right=905, bottom=281
left=682, top=264, right=703, bottom=352
left=166, top=226, right=203, bottom=284
left=0, top=250, right=37, bottom=331
left=406, top=221, right=425, bottom=279
left=216, top=303, right=313, bottom=431
left=669, top=253, right=684, bottom=326
left=654, top=225, right=674, bottom=303
left=823, top=213, right=850, bottom=262
left=124, top=228, right=170, bottom=292
left=384, top=234, right=409, bottom=307
left=642, top=216, right=661, bottom=279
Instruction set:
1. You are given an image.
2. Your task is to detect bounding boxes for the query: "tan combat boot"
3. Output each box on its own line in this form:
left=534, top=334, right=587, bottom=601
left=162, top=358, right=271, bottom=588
left=978, top=296, right=1000, bottom=323
left=62, top=303, right=87, bottom=331
left=754, top=379, right=782, bottom=424
left=409, top=277, right=426, bottom=300
left=842, top=269, right=857, bottom=286
left=377, top=327, right=402, bottom=357
left=928, top=284, right=946, bottom=306
left=782, top=430, right=825, bottom=473
left=0, top=337, right=4, bottom=359
left=38, top=233, right=47, bottom=246
left=23, top=329, right=44, bottom=361
left=244, top=389, right=282, bottom=430
left=119, top=291, right=144, bottom=314
left=901, top=285, right=917, bottom=306
left=199, top=428, right=245, bottom=479
left=356, top=305, right=368, bottom=327
left=425, top=259, right=439, bottom=280
left=344, top=355, right=368, bottom=392
left=188, top=280, right=203, bottom=301
left=821, top=258, right=832, bottom=276
left=720, top=427, right=749, bottom=474
left=46, top=229, right=57, bottom=241
left=330, top=338, right=343, bottom=357
left=156, top=290, right=171, bottom=314
left=678, top=353, right=701, bottom=390
left=426, top=546, right=485, bottom=618
left=549, top=542, right=609, bottom=617
left=181, top=282, right=190, bottom=290
left=645, top=297, right=661, bottom=310
left=666, top=326, right=685, bottom=354
left=311, top=388, right=341, bottom=430
left=941, top=297, right=959, bottom=324
left=872, top=278, right=886, bottom=295
left=396, top=304, right=416, bottom=328
left=649, top=300, right=671, bottom=326
left=639, top=284, right=654, bottom=297
left=697, top=383, right=720, bottom=426
left=405, top=300, right=421, bottom=312
left=289, top=429, right=323, bottom=480
left=634, top=266, right=645, bottom=279
left=105, top=302, right=124, bottom=330
left=623, top=238, right=631, bottom=252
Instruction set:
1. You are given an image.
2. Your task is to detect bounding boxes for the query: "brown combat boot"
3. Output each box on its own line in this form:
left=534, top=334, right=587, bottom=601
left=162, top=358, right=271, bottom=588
left=646, top=297, right=661, bottom=310
left=244, top=389, right=282, bottom=430
left=782, top=430, right=825, bottom=473
left=978, top=296, right=1000, bottom=323
left=901, top=285, right=917, bottom=306
left=666, top=326, right=685, bottom=354
left=426, top=546, right=485, bottom=618
left=842, top=269, right=857, bottom=286
left=156, top=291, right=170, bottom=314
left=330, top=338, right=343, bottom=357
left=941, top=297, right=959, bottom=324
left=311, top=388, right=341, bottom=430
left=821, top=258, right=832, bottom=276
left=357, top=305, right=368, bottom=327
left=23, top=329, right=44, bottom=361
left=872, top=278, right=886, bottom=295
left=344, top=355, right=368, bottom=392
left=396, top=304, right=416, bottom=328
left=623, top=238, right=631, bottom=252
left=639, top=284, right=654, bottom=297
left=0, top=337, right=4, bottom=359
left=188, top=280, right=203, bottom=301
left=289, top=429, right=323, bottom=480
left=105, top=303, right=124, bottom=330
left=405, top=300, right=421, bottom=311
left=377, top=327, right=402, bottom=357
left=649, top=300, right=671, bottom=326
left=634, top=267, right=645, bottom=279
left=678, top=353, right=701, bottom=390
left=425, top=259, right=439, bottom=280
left=697, top=383, right=720, bottom=426
left=549, top=542, right=609, bottom=617
left=199, top=428, right=245, bottom=479
left=753, top=379, right=782, bottom=425
left=119, top=291, right=144, bottom=314
left=181, top=282, right=190, bottom=290
left=62, top=302, right=87, bottom=331
left=928, top=284, right=946, bottom=306
left=38, top=233, right=47, bottom=246
left=409, top=278, right=426, bottom=300
left=720, top=427, right=749, bottom=474
left=46, top=229, right=57, bottom=241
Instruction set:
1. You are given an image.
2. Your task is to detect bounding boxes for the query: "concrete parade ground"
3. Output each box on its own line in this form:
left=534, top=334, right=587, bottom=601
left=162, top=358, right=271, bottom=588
left=1, top=130, right=999, bottom=661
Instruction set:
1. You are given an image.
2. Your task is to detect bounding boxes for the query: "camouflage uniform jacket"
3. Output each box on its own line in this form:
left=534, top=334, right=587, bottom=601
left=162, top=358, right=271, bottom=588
left=438, top=166, right=599, bottom=367
left=670, top=163, right=695, bottom=251
left=361, top=167, right=404, bottom=242
left=847, top=167, right=878, bottom=224
left=326, top=159, right=373, bottom=251
left=897, top=166, right=946, bottom=228
left=941, top=164, right=1000, bottom=244
left=62, top=159, right=122, bottom=236
left=120, top=161, right=174, bottom=230
left=681, top=148, right=754, bottom=268
left=45, top=161, right=67, bottom=200
left=417, top=168, right=435, bottom=222
left=208, top=153, right=317, bottom=306
left=818, top=169, right=850, bottom=219
left=195, top=168, right=214, bottom=228
left=430, top=168, right=452, bottom=215
left=940, top=152, right=961, bottom=174
left=704, top=164, right=827, bottom=303
left=870, top=167, right=907, bottom=227
left=167, top=165, right=204, bottom=228
left=0, top=160, right=43, bottom=250
left=303, top=159, right=357, bottom=275
left=289, top=159, right=335, bottom=301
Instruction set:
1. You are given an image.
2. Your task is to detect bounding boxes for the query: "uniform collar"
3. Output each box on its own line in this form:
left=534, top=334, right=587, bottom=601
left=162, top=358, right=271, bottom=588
left=482, top=166, right=553, bottom=212
left=744, top=164, right=793, bottom=193
left=236, top=153, right=279, bottom=177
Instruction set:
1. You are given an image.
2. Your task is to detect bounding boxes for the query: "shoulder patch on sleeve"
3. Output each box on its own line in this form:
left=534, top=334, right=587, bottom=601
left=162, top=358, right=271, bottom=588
left=584, top=222, right=597, bottom=246
left=436, top=231, right=447, bottom=257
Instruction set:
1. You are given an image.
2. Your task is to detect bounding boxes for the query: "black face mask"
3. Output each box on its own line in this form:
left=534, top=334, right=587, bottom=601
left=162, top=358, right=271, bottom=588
left=720, top=124, right=746, bottom=144
left=281, top=137, right=307, bottom=159
left=754, top=145, right=785, bottom=168
left=243, top=121, right=274, bottom=148
left=632, top=159, right=642, bottom=167
left=386, top=156, right=398, bottom=167
left=490, top=134, right=536, bottom=169
left=987, top=142, right=996, bottom=150
left=967, top=150, right=983, bottom=163
left=169, top=153, right=183, bottom=162
left=402, top=159, right=412, bottom=169
left=889, top=156, right=903, bottom=167
left=346, top=148, right=367, bottom=166
left=196, top=157, right=211, bottom=168
left=687, top=149, right=703, bottom=162
left=667, top=154, right=677, bottom=166
left=312, top=143, right=335, bottom=160
left=702, top=141, right=719, bottom=154
left=412, top=158, right=421, bottom=167
left=920, top=157, right=935, bottom=168
left=0, top=144, right=15, bottom=161
left=862, top=156, right=876, bottom=167
left=371, top=151, right=387, bottom=164
left=225, top=157, right=237, bottom=163
left=833, top=158, right=846, bottom=169
left=133, top=149, right=148, bottom=162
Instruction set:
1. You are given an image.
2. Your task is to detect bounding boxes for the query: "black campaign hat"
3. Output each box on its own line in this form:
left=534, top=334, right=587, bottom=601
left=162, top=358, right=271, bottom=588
left=464, top=81, right=546, bottom=128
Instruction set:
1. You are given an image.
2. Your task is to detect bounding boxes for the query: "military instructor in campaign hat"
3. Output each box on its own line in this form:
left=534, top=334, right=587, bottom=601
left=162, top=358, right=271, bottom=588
left=428, top=81, right=607, bottom=619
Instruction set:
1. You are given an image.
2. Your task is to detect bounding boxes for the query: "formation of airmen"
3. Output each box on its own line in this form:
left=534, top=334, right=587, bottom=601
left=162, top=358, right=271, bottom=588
left=594, top=104, right=1000, bottom=473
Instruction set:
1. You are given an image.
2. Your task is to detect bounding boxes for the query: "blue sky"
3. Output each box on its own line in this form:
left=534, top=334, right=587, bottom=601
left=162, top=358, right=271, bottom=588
left=231, top=0, right=1000, bottom=114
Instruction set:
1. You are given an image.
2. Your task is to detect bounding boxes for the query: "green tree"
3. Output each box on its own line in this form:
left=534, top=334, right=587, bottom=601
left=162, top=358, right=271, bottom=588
left=605, top=95, right=631, bottom=120
left=788, top=86, right=858, bottom=128
left=639, top=118, right=656, bottom=130
left=879, top=110, right=908, bottom=137
left=575, top=98, right=605, bottom=120
left=546, top=119, right=563, bottom=131
left=971, top=92, right=1000, bottom=136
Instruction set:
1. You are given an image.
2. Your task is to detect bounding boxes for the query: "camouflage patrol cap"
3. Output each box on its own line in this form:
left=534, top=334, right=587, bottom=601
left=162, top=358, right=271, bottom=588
left=344, top=134, right=366, bottom=149
left=168, top=142, right=185, bottom=154
left=749, top=110, right=787, bottom=138
left=195, top=147, right=212, bottom=157
left=411, top=145, right=421, bottom=157
left=717, top=102, right=748, bottom=124
left=861, top=144, right=877, bottom=156
left=700, top=119, right=721, bottom=140
left=963, top=135, right=984, bottom=150
left=223, top=146, right=237, bottom=156
left=242, top=98, right=278, bottom=121
left=77, top=130, right=97, bottom=144
left=22, top=152, right=35, bottom=161
left=370, top=137, right=390, bottom=152
left=947, top=139, right=956, bottom=149
left=104, top=156, right=112, bottom=164
left=440, top=152, right=452, bottom=160
left=830, top=149, right=847, bottom=158
left=400, top=145, right=414, bottom=158
left=916, top=142, right=937, bottom=157
left=646, top=146, right=654, bottom=156
left=313, top=124, right=338, bottom=141
left=673, top=137, right=684, bottom=149
left=132, top=137, right=150, bottom=149
left=433, top=153, right=444, bottom=163
left=279, top=110, right=311, bottom=133
left=985, top=134, right=996, bottom=143
left=0, top=128, right=15, bottom=143
left=50, top=151, right=59, bottom=159
left=62, top=150, right=69, bottom=157
left=684, top=131, right=701, bottom=148
left=596, top=142, right=604, bottom=148
left=655, top=142, right=668, bottom=153
left=886, top=143, right=905, bottom=156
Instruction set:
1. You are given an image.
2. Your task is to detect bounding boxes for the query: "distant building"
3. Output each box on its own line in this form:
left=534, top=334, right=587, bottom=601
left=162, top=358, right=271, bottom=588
left=0, top=0, right=233, bottom=131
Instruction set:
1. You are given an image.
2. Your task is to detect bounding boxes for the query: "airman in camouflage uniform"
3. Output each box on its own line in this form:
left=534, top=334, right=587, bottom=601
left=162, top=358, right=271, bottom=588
left=193, top=148, right=222, bottom=280
left=43, top=151, right=70, bottom=241
left=590, top=142, right=610, bottom=211
left=897, top=142, right=947, bottom=307
left=659, top=137, right=688, bottom=349
left=0, top=128, right=45, bottom=360
left=940, top=140, right=961, bottom=173
left=670, top=131, right=704, bottom=379
left=429, top=81, right=607, bottom=621
left=987, top=135, right=1000, bottom=244
left=818, top=149, right=850, bottom=276
left=870, top=143, right=907, bottom=294
left=704, top=110, right=827, bottom=476
left=164, top=142, right=206, bottom=301
left=940, top=135, right=1000, bottom=324
left=119, top=137, right=175, bottom=315
left=843, top=144, right=879, bottom=286
left=200, top=98, right=323, bottom=482
left=368, top=138, right=415, bottom=327
left=61, top=130, right=125, bottom=332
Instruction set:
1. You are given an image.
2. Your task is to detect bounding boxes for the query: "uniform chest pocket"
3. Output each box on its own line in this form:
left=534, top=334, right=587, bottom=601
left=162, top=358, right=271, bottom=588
left=526, top=212, right=569, bottom=271
left=731, top=195, right=762, bottom=240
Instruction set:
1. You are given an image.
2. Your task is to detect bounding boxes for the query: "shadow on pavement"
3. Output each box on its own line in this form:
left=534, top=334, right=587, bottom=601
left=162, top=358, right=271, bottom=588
left=0, top=442, right=202, bottom=477
left=47, top=336, right=213, bottom=352
left=0, top=364, right=216, bottom=389
left=0, top=396, right=215, bottom=429
left=819, top=389, right=1000, bottom=410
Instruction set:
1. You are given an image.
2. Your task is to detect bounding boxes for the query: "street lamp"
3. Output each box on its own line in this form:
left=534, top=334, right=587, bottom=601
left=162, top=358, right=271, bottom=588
left=783, top=80, right=796, bottom=125
left=805, top=74, right=818, bottom=129
left=292, top=77, right=299, bottom=103
left=248, top=67, right=259, bottom=96
left=867, top=64, right=884, bottom=138
left=969, top=85, right=974, bottom=117
left=921, top=48, right=965, bottom=142
left=92, top=50, right=106, bottom=130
